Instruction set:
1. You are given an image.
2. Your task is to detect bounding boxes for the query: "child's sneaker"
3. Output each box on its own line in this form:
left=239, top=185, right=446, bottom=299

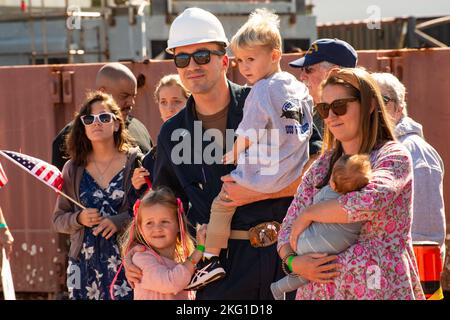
left=185, top=256, right=225, bottom=290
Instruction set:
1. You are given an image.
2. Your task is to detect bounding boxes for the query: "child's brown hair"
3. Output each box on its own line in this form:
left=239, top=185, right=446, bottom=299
left=331, top=154, right=372, bottom=194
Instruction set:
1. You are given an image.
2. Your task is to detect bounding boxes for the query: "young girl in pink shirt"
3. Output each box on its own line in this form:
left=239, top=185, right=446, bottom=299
left=119, top=187, right=206, bottom=300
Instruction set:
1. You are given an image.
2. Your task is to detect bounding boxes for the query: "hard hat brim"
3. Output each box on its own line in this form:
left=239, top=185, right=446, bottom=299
left=166, top=38, right=229, bottom=55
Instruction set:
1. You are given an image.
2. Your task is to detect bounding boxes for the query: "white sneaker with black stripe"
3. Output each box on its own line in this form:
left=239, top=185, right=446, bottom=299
left=185, top=256, right=226, bottom=290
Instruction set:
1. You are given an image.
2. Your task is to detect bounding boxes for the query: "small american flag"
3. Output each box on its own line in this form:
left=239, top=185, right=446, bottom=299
left=0, top=150, right=63, bottom=191
left=0, top=162, right=7, bottom=189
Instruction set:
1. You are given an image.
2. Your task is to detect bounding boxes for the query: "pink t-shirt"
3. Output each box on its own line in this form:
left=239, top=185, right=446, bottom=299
left=132, top=249, right=195, bottom=300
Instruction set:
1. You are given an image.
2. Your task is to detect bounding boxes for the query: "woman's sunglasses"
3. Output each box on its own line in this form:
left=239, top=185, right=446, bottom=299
left=315, top=97, right=359, bottom=119
left=80, top=112, right=116, bottom=126
left=174, top=49, right=225, bottom=68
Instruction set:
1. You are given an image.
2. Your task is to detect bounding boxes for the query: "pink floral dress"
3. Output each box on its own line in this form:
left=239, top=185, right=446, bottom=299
left=278, top=142, right=425, bottom=300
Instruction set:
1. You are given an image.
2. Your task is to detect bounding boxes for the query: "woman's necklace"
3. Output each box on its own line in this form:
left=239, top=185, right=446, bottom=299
left=93, top=153, right=117, bottom=185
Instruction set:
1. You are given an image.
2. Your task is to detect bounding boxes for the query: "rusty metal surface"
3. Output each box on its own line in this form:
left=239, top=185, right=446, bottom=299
left=318, top=18, right=406, bottom=50
left=0, top=65, right=67, bottom=292
left=0, top=49, right=449, bottom=294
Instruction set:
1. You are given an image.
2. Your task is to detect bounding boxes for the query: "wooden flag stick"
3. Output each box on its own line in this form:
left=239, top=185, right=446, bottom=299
left=56, top=189, right=86, bottom=210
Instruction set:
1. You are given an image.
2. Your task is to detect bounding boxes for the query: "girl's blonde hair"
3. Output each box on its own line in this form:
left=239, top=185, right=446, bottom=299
left=153, top=74, right=190, bottom=103
left=119, top=187, right=195, bottom=263
left=230, top=8, right=282, bottom=52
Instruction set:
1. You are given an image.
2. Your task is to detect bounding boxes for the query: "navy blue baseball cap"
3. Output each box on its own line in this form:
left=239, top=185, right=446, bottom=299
left=289, top=38, right=357, bottom=68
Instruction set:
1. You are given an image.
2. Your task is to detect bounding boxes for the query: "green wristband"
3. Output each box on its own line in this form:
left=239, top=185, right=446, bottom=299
left=196, top=244, right=205, bottom=252
left=0, top=223, right=7, bottom=229
left=287, top=255, right=295, bottom=272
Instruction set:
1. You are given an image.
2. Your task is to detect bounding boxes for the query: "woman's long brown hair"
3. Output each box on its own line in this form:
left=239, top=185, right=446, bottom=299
left=317, top=68, right=396, bottom=188
left=65, top=91, right=132, bottom=166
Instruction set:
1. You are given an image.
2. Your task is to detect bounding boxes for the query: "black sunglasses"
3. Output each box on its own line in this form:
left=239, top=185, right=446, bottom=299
left=80, top=112, right=116, bottom=126
left=315, top=97, right=359, bottom=119
left=174, top=49, right=226, bottom=68
left=382, top=95, right=394, bottom=104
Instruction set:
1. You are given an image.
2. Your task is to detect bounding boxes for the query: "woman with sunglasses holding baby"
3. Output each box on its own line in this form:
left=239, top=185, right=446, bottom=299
left=53, top=91, right=142, bottom=300
left=277, top=68, right=425, bottom=300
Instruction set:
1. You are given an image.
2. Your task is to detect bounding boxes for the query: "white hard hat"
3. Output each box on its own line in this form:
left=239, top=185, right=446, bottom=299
left=166, top=7, right=229, bottom=54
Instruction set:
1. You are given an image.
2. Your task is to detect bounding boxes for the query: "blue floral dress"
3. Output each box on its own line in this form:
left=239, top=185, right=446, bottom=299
left=67, top=168, right=133, bottom=300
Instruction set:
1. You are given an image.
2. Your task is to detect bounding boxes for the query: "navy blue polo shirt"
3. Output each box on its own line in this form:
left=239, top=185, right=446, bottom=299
left=153, top=81, right=317, bottom=230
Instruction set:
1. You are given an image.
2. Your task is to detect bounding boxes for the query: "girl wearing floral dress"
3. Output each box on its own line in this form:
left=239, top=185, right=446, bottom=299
left=53, top=91, right=140, bottom=300
left=278, top=68, right=425, bottom=300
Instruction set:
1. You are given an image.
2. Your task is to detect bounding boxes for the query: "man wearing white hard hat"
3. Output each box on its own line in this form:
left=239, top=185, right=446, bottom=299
left=124, top=7, right=329, bottom=300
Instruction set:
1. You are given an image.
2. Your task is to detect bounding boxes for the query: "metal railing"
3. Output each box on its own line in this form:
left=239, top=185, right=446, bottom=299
left=415, top=15, right=449, bottom=47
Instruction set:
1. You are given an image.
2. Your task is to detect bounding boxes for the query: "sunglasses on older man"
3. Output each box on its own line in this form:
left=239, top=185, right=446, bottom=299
left=174, top=49, right=226, bottom=68
left=315, top=97, right=359, bottom=119
left=80, top=112, right=116, bottom=126
left=382, top=95, right=394, bottom=104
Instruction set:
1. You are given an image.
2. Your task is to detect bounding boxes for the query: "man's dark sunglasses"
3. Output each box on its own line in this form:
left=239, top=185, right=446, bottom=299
left=174, top=49, right=226, bottom=68
left=315, top=97, right=359, bottom=119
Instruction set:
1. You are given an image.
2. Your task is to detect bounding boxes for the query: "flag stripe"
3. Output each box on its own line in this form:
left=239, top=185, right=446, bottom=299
left=46, top=172, right=58, bottom=186
left=32, top=165, right=44, bottom=176
left=40, top=166, right=53, bottom=182
left=1, top=150, right=63, bottom=191
left=54, top=176, right=64, bottom=190
left=0, top=162, right=8, bottom=188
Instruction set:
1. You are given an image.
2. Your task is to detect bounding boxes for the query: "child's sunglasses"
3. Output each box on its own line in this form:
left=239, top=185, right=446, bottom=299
left=174, top=49, right=225, bottom=68
left=80, top=112, right=116, bottom=126
left=315, top=97, right=359, bottom=119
